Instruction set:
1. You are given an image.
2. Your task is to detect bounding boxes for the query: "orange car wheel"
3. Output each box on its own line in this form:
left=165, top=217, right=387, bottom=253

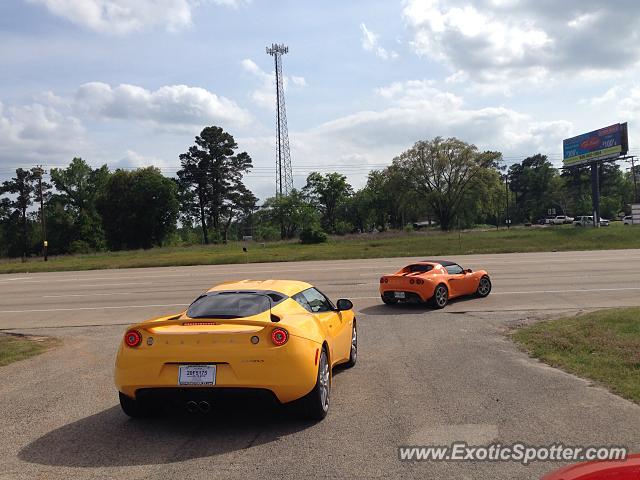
left=476, top=276, right=491, bottom=298
left=430, top=284, right=448, bottom=309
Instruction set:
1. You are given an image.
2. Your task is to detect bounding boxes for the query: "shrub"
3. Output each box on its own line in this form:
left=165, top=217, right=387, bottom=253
left=300, top=228, right=327, bottom=244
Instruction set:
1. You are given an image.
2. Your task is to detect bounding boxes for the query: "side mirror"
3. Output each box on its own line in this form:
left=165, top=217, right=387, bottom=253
left=465, top=268, right=473, bottom=274
left=336, top=299, right=353, bottom=311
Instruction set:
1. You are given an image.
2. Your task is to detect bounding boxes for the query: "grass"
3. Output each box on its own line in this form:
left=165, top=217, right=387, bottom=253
left=0, top=334, right=59, bottom=367
left=513, top=308, right=640, bottom=403
left=1, top=223, right=639, bottom=274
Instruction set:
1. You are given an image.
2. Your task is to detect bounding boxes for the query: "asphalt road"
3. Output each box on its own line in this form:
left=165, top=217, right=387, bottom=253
left=1, top=249, right=640, bottom=479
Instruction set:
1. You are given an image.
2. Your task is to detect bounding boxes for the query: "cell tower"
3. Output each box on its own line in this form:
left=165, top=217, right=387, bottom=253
left=266, top=43, right=293, bottom=197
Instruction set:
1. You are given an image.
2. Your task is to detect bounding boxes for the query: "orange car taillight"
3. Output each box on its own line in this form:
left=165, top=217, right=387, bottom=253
left=124, top=329, right=142, bottom=348
left=417, top=279, right=424, bottom=285
left=271, top=328, right=288, bottom=346
left=379, top=278, right=384, bottom=283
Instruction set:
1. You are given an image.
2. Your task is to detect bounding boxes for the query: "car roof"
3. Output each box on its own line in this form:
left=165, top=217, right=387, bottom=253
left=207, top=279, right=312, bottom=297
left=419, top=260, right=458, bottom=267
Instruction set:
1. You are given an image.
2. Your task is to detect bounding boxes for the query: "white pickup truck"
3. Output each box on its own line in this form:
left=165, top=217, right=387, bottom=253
left=550, top=215, right=574, bottom=225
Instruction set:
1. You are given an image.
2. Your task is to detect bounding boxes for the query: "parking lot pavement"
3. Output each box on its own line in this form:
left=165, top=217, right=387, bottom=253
left=1, top=249, right=640, bottom=479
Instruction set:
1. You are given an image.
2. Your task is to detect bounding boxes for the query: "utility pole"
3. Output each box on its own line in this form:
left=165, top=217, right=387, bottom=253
left=33, top=166, right=48, bottom=261
left=504, top=174, right=510, bottom=229
left=631, top=156, right=639, bottom=203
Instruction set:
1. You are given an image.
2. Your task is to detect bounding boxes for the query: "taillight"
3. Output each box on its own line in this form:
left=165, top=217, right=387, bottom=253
left=271, top=328, right=288, bottom=346
left=410, top=279, right=415, bottom=284
left=384, top=278, right=388, bottom=283
left=417, top=279, right=424, bottom=285
left=124, top=329, right=142, bottom=347
left=379, top=277, right=384, bottom=283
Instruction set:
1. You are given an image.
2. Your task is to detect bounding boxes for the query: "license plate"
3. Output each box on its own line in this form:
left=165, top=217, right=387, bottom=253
left=394, top=291, right=406, bottom=299
left=178, top=365, right=216, bottom=385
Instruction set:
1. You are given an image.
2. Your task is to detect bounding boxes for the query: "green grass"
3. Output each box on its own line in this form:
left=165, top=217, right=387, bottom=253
left=0, top=334, right=59, bottom=367
left=513, top=308, right=640, bottom=403
left=1, top=223, right=639, bottom=274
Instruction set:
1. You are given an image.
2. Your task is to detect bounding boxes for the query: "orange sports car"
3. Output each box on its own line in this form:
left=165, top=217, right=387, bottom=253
left=379, top=260, right=491, bottom=308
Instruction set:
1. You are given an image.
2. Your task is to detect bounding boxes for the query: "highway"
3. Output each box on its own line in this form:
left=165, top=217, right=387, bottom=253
left=1, top=249, right=640, bottom=479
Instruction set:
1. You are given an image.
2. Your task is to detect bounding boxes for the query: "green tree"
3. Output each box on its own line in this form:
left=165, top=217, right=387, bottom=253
left=49, top=158, right=109, bottom=251
left=96, top=167, right=179, bottom=250
left=261, top=189, right=320, bottom=239
left=1, top=168, right=39, bottom=261
left=177, top=126, right=253, bottom=244
left=508, top=154, right=557, bottom=221
left=303, top=172, right=354, bottom=233
left=395, top=137, right=501, bottom=230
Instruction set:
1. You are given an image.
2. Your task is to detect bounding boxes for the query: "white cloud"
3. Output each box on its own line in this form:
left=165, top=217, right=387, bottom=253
left=360, top=23, right=398, bottom=60
left=0, top=100, right=85, bottom=167
left=403, top=0, right=640, bottom=84
left=241, top=58, right=306, bottom=110
left=74, top=82, right=252, bottom=129
left=27, top=0, right=249, bottom=35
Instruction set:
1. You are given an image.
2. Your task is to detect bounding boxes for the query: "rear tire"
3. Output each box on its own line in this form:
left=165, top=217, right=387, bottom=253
left=381, top=295, right=398, bottom=305
left=476, top=275, right=492, bottom=298
left=429, top=284, right=448, bottom=309
left=343, top=321, right=357, bottom=368
left=299, top=346, right=330, bottom=421
left=119, top=392, right=151, bottom=418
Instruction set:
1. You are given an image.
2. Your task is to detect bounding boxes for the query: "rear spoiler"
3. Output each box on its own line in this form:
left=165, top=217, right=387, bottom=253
left=135, top=311, right=279, bottom=333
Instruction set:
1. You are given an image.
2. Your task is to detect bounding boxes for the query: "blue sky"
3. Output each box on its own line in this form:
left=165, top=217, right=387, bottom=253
left=1, top=0, right=639, bottom=201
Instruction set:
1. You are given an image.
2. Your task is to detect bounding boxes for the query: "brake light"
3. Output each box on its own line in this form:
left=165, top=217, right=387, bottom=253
left=379, top=277, right=384, bottom=283
left=271, top=328, right=288, bottom=346
left=124, top=329, right=142, bottom=347
left=417, top=279, right=424, bottom=285
left=410, top=279, right=415, bottom=284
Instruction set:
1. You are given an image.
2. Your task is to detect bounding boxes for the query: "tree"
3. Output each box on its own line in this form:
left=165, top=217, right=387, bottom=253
left=49, top=158, right=110, bottom=251
left=220, top=184, right=257, bottom=244
left=508, top=154, right=557, bottom=221
left=1, top=168, right=39, bottom=261
left=96, top=167, right=179, bottom=250
left=303, top=172, right=354, bottom=233
left=395, top=137, right=501, bottom=230
left=177, top=126, right=253, bottom=244
left=260, top=189, right=320, bottom=240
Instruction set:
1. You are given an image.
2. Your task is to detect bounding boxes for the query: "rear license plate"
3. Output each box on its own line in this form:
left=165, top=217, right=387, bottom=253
left=178, top=365, right=216, bottom=385
left=394, top=291, right=406, bottom=299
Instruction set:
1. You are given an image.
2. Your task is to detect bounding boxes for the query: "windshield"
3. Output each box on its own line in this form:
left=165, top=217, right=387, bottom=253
left=187, top=293, right=272, bottom=319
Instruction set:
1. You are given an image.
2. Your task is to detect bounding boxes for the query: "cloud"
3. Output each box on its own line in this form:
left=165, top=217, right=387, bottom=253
left=241, top=58, right=306, bottom=110
left=0, top=100, right=85, bottom=168
left=74, top=82, right=252, bottom=129
left=403, top=0, right=640, bottom=83
left=360, top=23, right=398, bottom=60
left=26, top=0, right=248, bottom=35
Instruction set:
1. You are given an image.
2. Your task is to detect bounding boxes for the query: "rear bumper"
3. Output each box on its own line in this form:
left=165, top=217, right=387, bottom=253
left=115, top=335, right=321, bottom=404
left=380, top=290, right=425, bottom=302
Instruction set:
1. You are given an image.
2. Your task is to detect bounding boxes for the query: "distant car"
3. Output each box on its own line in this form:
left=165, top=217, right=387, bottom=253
left=550, top=215, right=574, bottom=225
left=573, top=216, right=609, bottom=227
left=379, top=260, right=491, bottom=309
left=623, top=215, right=633, bottom=225
left=115, top=280, right=357, bottom=420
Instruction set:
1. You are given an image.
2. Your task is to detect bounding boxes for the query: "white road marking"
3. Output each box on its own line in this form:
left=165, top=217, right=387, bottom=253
left=43, top=292, right=136, bottom=298
left=0, top=303, right=188, bottom=314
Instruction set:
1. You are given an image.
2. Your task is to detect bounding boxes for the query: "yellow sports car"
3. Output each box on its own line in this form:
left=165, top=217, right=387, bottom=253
left=115, top=279, right=356, bottom=420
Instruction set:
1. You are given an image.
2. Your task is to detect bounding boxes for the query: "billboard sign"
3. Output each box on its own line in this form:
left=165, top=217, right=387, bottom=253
left=563, top=123, right=628, bottom=167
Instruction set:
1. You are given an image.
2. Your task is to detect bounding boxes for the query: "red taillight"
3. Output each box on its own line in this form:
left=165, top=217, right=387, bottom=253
left=417, top=279, right=424, bottom=285
left=379, top=277, right=384, bottom=284
left=124, top=329, right=142, bottom=347
left=271, top=328, right=288, bottom=346
left=410, top=279, right=415, bottom=284
left=384, top=278, right=388, bottom=283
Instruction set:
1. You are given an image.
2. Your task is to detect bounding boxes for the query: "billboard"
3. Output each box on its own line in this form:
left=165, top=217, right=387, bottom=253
left=563, top=123, right=628, bottom=167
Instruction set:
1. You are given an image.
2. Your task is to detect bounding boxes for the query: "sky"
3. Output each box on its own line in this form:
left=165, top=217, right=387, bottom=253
left=1, top=0, right=639, bottom=201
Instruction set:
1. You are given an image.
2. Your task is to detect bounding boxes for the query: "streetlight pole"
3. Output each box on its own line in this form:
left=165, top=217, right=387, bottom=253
left=504, top=174, right=510, bottom=229
left=33, top=166, right=48, bottom=261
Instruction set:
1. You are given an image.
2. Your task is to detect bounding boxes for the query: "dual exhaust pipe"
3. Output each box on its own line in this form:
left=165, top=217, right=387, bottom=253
left=185, top=400, right=211, bottom=414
